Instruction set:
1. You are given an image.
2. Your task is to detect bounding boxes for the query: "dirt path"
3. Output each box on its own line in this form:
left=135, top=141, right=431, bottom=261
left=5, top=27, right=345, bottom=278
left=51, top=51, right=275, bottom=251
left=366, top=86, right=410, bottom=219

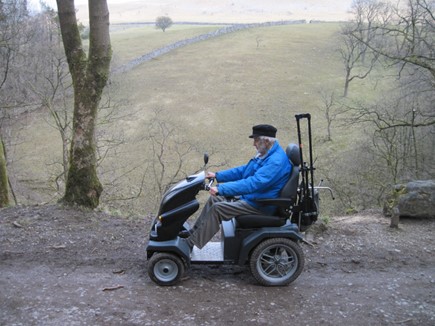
left=1, top=205, right=434, bottom=325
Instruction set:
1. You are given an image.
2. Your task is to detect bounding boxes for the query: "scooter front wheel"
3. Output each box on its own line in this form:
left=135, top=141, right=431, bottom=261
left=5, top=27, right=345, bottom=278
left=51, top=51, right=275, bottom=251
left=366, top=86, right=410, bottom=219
left=148, top=252, right=185, bottom=286
left=250, top=238, right=304, bottom=286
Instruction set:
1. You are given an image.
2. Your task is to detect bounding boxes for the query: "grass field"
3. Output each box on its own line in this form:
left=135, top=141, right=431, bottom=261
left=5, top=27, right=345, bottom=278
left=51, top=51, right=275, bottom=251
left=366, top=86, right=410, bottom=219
left=12, top=22, right=389, bottom=215
left=112, top=23, right=344, bottom=143
left=110, top=25, right=224, bottom=66
left=109, top=23, right=352, bottom=170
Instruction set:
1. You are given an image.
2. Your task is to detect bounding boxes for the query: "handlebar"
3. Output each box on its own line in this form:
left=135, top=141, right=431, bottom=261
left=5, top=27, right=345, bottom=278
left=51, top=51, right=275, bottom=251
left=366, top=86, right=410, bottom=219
left=315, top=180, right=335, bottom=200
left=315, top=186, right=335, bottom=200
left=295, top=113, right=311, bottom=120
left=205, top=177, right=215, bottom=191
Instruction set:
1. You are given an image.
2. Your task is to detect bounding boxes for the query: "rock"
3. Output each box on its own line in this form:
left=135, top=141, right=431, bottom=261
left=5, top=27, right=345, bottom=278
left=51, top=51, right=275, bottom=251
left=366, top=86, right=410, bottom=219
left=305, top=220, right=328, bottom=238
left=384, top=180, right=435, bottom=220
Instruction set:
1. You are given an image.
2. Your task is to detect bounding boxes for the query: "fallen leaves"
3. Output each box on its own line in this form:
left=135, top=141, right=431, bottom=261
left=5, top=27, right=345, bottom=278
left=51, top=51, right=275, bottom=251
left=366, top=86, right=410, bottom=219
left=51, top=244, right=67, bottom=249
left=112, top=269, right=125, bottom=275
left=12, top=221, right=23, bottom=228
left=102, top=285, right=124, bottom=292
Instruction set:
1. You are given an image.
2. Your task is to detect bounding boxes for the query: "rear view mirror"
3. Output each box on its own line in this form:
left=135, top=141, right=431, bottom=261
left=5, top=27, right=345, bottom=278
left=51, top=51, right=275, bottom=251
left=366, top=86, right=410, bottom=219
left=203, top=153, right=209, bottom=165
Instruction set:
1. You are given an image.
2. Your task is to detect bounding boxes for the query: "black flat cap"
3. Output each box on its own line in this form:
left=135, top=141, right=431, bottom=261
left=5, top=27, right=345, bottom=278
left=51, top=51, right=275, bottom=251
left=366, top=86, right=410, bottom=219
left=249, top=124, right=277, bottom=138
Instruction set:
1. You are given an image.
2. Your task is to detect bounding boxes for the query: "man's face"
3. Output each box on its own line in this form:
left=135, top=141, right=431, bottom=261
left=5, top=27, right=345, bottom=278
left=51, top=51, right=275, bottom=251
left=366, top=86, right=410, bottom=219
left=253, top=137, right=268, bottom=155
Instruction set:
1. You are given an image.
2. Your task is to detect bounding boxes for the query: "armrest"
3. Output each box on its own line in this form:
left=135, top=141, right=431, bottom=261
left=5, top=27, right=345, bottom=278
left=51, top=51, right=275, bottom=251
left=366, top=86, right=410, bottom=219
left=256, top=198, right=294, bottom=208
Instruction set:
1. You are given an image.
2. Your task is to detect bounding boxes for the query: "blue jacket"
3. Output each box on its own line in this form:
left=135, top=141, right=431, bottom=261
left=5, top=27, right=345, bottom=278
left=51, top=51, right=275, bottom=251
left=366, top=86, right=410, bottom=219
left=216, top=141, right=292, bottom=215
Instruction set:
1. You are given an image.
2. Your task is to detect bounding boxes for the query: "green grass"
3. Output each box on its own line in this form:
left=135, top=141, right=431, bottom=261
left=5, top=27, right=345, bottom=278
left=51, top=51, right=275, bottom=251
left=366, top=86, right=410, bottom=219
left=113, top=23, right=344, bottom=146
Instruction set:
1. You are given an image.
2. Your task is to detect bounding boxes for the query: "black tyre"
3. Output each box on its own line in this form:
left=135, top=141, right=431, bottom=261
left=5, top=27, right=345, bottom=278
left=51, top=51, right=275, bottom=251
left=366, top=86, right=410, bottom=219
left=148, top=252, right=185, bottom=286
left=249, top=238, right=304, bottom=286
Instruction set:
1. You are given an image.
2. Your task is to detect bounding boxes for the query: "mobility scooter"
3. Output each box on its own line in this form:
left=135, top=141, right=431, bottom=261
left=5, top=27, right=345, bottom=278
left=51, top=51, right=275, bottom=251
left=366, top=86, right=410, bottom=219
left=146, top=114, right=332, bottom=286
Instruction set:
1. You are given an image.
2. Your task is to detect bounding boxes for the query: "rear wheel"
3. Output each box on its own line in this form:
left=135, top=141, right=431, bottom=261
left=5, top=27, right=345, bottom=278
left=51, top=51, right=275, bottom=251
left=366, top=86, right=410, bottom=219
left=148, top=252, right=185, bottom=286
left=250, top=238, right=304, bottom=286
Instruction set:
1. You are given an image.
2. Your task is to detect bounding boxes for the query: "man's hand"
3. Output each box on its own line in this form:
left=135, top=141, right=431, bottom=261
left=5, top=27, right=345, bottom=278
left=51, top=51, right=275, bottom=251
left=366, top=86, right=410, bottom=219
left=209, top=186, right=219, bottom=196
left=206, top=171, right=216, bottom=179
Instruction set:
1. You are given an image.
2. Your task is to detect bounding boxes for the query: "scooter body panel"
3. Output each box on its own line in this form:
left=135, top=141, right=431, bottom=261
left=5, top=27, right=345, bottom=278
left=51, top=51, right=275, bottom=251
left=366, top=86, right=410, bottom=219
left=150, top=200, right=199, bottom=241
left=236, top=223, right=303, bottom=265
left=220, top=219, right=303, bottom=266
left=158, top=172, right=205, bottom=214
left=146, top=238, right=191, bottom=262
left=149, top=171, right=206, bottom=241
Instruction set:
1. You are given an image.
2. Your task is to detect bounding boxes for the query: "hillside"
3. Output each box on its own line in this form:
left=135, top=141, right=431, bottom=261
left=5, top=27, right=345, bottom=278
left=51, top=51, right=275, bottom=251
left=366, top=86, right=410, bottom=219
left=9, top=2, right=400, bottom=217
left=1, top=204, right=434, bottom=324
left=12, top=22, right=360, bottom=215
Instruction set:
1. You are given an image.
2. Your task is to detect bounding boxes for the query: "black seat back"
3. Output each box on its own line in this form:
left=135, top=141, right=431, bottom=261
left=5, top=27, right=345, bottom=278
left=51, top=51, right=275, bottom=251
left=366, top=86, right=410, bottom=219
left=276, top=143, right=300, bottom=217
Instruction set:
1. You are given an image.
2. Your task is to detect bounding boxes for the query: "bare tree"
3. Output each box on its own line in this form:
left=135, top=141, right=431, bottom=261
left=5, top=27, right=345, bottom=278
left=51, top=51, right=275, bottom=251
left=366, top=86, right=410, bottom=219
left=341, top=0, right=434, bottom=179
left=56, top=0, right=112, bottom=208
left=30, top=6, right=127, bottom=196
left=147, top=109, right=195, bottom=200
left=0, top=0, right=30, bottom=91
left=29, top=6, right=73, bottom=190
left=349, top=0, right=392, bottom=63
left=43, top=59, right=72, bottom=188
left=338, top=23, right=379, bottom=97
left=155, top=16, right=173, bottom=32
left=0, top=0, right=33, bottom=207
left=255, top=35, right=262, bottom=49
left=318, top=89, right=339, bottom=141
left=338, top=0, right=392, bottom=97
left=333, top=0, right=434, bottom=212
left=349, top=0, right=435, bottom=88
left=342, top=91, right=434, bottom=181
left=118, top=108, right=199, bottom=211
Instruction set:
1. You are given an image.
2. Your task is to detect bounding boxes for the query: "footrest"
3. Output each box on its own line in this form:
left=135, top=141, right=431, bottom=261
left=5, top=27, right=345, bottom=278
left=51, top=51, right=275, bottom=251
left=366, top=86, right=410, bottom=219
left=191, top=242, right=223, bottom=263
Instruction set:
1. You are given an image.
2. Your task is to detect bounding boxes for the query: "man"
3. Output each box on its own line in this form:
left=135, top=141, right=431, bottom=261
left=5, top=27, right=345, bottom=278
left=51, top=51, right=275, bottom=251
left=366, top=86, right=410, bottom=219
left=182, top=124, right=291, bottom=249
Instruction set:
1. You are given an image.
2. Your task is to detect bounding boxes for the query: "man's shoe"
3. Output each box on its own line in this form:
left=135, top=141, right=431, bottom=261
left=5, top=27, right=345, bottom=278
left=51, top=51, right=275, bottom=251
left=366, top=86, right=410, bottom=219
left=178, top=229, right=192, bottom=238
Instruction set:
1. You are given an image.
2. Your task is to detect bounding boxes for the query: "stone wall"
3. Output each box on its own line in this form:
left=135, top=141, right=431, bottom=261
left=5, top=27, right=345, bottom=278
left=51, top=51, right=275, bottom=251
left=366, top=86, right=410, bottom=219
left=113, top=20, right=307, bottom=74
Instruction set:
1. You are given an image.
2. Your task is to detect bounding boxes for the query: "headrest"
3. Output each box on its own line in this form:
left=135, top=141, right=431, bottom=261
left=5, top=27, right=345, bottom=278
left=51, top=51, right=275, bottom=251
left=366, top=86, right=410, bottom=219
left=286, top=143, right=301, bottom=166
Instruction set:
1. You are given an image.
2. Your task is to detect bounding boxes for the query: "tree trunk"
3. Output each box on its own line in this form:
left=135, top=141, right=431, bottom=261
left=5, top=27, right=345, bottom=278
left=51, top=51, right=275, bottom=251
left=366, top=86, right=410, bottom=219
left=56, top=0, right=112, bottom=208
left=343, top=68, right=350, bottom=98
left=0, top=137, right=9, bottom=208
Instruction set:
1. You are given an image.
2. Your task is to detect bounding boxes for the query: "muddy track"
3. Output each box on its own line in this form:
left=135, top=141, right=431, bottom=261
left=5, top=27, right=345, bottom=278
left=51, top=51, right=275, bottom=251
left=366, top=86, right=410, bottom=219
left=1, top=205, right=434, bottom=325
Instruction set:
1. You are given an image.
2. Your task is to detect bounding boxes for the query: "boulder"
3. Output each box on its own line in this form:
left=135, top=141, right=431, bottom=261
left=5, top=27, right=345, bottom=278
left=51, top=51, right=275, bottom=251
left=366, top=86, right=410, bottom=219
left=384, top=180, right=435, bottom=226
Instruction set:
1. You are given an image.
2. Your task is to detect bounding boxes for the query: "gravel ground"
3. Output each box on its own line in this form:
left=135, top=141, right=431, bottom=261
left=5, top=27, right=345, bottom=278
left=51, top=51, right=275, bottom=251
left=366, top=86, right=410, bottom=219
left=0, top=205, right=434, bottom=325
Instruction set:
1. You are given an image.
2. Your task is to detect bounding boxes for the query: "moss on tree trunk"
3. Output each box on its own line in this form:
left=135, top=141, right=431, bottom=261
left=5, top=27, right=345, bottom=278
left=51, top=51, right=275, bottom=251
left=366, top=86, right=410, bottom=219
left=63, top=157, right=102, bottom=208
left=0, top=138, right=9, bottom=207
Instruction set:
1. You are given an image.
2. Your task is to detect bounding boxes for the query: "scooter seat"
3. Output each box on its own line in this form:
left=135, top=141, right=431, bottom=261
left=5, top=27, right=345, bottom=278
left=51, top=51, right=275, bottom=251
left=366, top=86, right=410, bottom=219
left=235, top=214, right=287, bottom=229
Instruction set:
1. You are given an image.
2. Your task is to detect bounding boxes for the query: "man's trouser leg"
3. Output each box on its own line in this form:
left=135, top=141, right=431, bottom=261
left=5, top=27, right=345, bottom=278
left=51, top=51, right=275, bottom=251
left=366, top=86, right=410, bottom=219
left=188, top=196, right=262, bottom=249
